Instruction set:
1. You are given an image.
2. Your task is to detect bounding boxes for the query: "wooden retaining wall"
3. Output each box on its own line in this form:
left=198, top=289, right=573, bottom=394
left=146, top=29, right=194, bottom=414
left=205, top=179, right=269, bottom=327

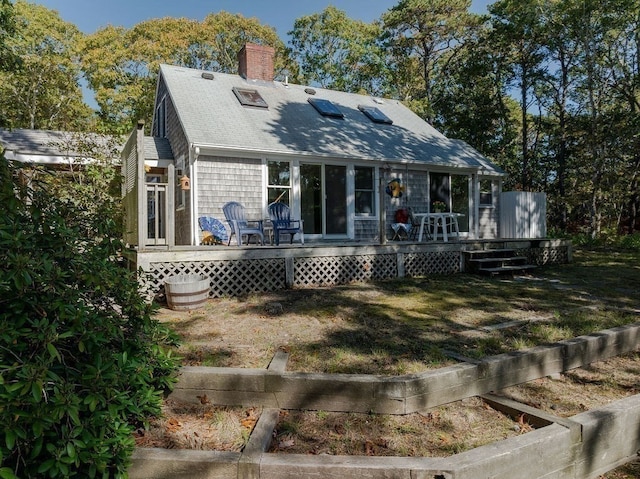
left=130, top=322, right=640, bottom=479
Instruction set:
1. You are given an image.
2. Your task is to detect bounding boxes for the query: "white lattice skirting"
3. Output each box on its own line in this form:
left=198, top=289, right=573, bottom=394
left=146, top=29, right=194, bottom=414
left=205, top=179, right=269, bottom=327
left=128, top=240, right=571, bottom=298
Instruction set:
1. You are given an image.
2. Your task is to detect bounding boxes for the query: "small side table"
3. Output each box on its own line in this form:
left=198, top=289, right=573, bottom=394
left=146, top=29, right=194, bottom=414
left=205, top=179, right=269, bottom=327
left=262, top=219, right=274, bottom=245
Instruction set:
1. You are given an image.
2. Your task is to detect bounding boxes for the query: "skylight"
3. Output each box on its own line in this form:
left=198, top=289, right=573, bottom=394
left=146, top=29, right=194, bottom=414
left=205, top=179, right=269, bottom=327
left=308, top=98, right=344, bottom=118
left=358, top=105, right=393, bottom=124
left=232, top=87, right=268, bottom=108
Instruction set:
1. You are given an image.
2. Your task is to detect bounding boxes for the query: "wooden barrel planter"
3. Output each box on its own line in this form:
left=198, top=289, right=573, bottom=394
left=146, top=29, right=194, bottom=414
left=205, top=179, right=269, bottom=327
left=164, top=274, right=210, bottom=311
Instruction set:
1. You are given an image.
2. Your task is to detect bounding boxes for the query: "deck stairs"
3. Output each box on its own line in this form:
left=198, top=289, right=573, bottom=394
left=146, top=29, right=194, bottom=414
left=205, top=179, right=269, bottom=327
left=464, top=248, right=537, bottom=276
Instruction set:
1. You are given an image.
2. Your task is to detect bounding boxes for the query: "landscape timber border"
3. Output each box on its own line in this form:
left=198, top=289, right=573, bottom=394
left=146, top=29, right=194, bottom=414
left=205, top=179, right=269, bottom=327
left=129, top=322, right=640, bottom=479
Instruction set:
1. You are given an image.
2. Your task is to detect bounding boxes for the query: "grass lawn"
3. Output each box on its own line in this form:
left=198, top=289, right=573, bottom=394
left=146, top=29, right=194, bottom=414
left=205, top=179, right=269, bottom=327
left=160, top=248, right=639, bottom=376
left=151, top=246, right=640, bottom=475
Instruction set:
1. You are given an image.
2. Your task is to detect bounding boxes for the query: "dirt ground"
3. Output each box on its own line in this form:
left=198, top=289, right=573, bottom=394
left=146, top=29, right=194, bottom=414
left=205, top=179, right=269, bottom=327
left=140, top=250, right=640, bottom=477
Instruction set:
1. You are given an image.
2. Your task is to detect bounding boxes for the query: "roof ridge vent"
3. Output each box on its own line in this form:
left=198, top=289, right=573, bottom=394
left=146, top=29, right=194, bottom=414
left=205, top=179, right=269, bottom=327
left=201, top=72, right=214, bottom=80
left=305, top=88, right=316, bottom=95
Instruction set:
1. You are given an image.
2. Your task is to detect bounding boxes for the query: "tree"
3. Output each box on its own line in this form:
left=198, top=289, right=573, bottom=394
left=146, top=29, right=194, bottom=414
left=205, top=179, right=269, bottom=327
left=489, top=0, right=550, bottom=191
left=0, top=151, right=179, bottom=478
left=597, top=0, right=640, bottom=234
left=382, top=0, right=479, bottom=122
left=0, top=0, right=91, bottom=130
left=430, top=17, right=520, bottom=168
left=81, top=12, right=294, bottom=133
left=0, top=0, right=18, bottom=72
left=534, top=0, right=582, bottom=230
left=197, top=11, right=294, bottom=77
left=289, top=6, right=387, bottom=95
left=21, top=131, right=124, bottom=230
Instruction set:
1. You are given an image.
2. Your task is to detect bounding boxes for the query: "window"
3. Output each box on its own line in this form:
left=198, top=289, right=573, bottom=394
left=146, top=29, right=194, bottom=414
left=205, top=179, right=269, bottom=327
left=308, top=97, right=344, bottom=118
left=480, top=179, right=493, bottom=206
left=156, top=98, right=166, bottom=138
left=358, top=105, right=393, bottom=124
left=232, top=87, right=268, bottom=108
left=267, top=160, right=291, bottom=205
left=355, top=166, right=375, bottom=216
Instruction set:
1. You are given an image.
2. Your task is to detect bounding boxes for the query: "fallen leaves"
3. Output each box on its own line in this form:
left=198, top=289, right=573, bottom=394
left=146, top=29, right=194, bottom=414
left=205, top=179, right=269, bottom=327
left=241, top=408, right=259, bottom=430
left=134, top=399, right=259, bottom=452
left=166, top=417, right=182, bottom=433
left=276, top=435, right=296, bottom=450
left=516, top=414, right=533, bottom=434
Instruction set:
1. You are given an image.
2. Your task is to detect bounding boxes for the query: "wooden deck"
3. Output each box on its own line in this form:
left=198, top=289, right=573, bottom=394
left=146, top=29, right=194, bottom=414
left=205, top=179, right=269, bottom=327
left=124, top=238, right=572, bottom=298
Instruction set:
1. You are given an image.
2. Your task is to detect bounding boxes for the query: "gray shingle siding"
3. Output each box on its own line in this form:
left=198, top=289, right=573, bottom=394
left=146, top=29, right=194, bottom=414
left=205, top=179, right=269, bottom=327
left=355, top=219, right=379, bottom=242
left=197, top=156, right=264, bottom=231
left=163, top=90, right=192, bottom=245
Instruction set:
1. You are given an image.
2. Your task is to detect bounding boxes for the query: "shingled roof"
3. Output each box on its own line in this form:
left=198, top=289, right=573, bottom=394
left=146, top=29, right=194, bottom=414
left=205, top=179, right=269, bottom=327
left=158, top=64, right=503, bottom=175
left=143, top=136, right=174, bottom=161
left=0, top=128, right=120, bottom=164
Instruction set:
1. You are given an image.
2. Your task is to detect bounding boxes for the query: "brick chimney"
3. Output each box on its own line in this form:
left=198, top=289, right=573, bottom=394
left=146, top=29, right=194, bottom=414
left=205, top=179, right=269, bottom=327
left=237, top=43, right=275, bottom=82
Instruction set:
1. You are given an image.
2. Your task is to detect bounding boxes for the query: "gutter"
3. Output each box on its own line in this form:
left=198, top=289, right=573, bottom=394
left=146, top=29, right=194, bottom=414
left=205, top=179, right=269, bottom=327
left=189, top=142, right=503, bottom=176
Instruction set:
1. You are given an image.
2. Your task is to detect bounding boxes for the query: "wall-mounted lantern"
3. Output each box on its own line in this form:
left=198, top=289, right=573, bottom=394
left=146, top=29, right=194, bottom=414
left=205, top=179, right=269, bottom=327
left=179, top=175, right=191, bottom=190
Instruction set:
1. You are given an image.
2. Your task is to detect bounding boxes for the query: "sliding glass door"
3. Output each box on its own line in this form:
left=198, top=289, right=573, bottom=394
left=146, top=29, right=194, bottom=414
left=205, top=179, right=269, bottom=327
left=300, top=163, right=347, bottom=237
left=430, top=172, right=470, bottom=233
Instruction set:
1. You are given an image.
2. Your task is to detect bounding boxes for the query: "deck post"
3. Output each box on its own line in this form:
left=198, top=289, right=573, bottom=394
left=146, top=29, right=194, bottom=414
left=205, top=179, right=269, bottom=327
left=396, top=252, right=405, bottom=278
left=285, top=257, right=294, bottom=288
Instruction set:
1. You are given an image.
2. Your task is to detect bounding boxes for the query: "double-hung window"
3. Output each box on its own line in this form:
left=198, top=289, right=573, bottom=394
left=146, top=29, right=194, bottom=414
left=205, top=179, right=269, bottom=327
left=156, top=97, right=166, bottom=138
left=267, top=161, right=291, bottom=205
left=479, top=179, right=493, bottom=207
left=355, top=166, right=375, bottom=216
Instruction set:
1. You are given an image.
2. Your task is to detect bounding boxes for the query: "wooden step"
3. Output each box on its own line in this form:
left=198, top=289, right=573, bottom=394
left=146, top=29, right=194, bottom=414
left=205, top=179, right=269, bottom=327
left=478, top=264, right=537, bottom=275
left=464, top=248, right=519, bottom=256
left=470, top=256, right=528, bottom=264
left=465, top=249, right=522, bottom=259
left=465, top=248, right=536, bottom=276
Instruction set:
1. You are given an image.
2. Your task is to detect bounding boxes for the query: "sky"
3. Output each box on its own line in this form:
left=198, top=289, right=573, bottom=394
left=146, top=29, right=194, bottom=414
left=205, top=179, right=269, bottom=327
left=31, top=0, right=492, bottom=38
left=28, top=0, right=492, bottom=108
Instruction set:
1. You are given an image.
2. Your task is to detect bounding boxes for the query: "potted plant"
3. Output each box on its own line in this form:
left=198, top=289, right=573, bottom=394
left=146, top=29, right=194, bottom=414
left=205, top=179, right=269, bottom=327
left=432, top=200, right=447, bottom=213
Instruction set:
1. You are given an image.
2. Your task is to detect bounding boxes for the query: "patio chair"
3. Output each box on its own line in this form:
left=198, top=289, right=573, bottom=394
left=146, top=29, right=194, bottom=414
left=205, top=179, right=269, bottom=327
left=408, top=207, right=431, bottom=241
left=222, top=201, right=264, bottom=246
left=198, top=216, right=229, bottom=245
left=268, top=202, right=304, bottom=246
left=391, top=207, right=411, bottom=240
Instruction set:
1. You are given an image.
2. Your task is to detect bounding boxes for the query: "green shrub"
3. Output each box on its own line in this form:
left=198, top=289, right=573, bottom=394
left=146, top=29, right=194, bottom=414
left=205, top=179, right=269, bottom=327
left=619, top=233, right=640, bottom=251
left=0, top=154, right=179, bottom=478
left=570, top=232, right=640, bottom=251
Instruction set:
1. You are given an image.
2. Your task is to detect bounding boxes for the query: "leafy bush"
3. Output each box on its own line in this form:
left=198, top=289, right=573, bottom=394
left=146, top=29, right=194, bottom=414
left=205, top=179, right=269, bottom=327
left=619, top=233, right=640, bottom=251
left=569, top=231, right=640, bottom=251
left=0, top=154, right=179, bottom=478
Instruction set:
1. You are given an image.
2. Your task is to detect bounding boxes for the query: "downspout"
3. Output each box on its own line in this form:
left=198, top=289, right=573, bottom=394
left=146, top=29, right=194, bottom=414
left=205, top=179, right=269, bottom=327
left=190, top=145, right=200, bottom=245
left=378, top=164, right=390, bottom=244
left=473, top=170, right=480, bottom=239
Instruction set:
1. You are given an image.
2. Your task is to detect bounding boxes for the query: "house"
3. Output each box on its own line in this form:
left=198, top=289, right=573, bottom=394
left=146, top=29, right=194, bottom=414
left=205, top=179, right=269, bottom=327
left=121, top=44, right=566, bottom=297
left=0, top=128, right=121, bottom=188
left=0, top=128, right=119, bottom=164
left=122, top=43, right=510, bottom=248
